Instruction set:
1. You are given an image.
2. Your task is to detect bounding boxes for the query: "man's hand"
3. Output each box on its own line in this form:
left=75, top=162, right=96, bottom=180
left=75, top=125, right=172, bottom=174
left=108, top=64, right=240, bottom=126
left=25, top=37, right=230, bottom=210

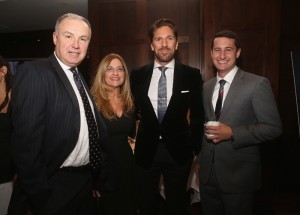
left=205, top=123, right=232, bottom=144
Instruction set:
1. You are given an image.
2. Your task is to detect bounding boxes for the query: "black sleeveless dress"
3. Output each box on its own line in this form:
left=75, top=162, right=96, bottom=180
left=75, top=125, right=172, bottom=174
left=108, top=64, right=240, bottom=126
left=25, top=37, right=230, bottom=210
left=101, top=113, right=137, bottom=215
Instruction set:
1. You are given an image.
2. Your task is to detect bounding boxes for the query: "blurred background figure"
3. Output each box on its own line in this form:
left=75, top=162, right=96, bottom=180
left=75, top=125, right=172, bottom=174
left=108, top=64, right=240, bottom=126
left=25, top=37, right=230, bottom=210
left=0, top=55, right=14, bottom=215
left=91, top=53, right=137, bottom=215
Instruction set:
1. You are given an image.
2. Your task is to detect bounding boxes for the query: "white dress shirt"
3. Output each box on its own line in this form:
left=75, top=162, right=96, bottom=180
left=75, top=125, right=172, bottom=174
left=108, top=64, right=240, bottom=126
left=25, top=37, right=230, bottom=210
left=148, top=59, right=175, bottom=117
left=212, top=66, right=238, bottom=111
left=54, top=52, right=94, bottom=167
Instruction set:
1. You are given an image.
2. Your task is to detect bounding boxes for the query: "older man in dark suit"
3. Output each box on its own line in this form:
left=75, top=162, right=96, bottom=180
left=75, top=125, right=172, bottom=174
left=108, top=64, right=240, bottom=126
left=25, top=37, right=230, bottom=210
left=197, top=30, right=282, bottom=215
left=9, top=13, right=108, bottom=215
left=130, top=18, right=205, bottom=215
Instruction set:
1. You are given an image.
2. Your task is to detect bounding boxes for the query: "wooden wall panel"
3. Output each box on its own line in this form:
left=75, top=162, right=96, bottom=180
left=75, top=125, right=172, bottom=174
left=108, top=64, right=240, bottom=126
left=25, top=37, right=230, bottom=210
left=201, top=0, right=283, bottom=194
left=201, top=0, right=281, bottom=97
left=277, top=0, right=300, bottom=191
left=88, top=0, right=201, bottom=83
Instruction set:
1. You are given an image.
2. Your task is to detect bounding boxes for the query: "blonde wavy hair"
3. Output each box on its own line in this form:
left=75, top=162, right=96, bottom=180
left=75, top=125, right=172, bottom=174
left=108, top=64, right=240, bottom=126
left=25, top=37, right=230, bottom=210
left=91, top=53, right=134, bottom=120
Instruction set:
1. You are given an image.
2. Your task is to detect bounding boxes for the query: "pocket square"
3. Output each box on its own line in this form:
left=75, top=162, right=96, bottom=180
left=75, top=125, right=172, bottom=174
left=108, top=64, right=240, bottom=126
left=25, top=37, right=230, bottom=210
left=181, top=90, right=189, bottom=93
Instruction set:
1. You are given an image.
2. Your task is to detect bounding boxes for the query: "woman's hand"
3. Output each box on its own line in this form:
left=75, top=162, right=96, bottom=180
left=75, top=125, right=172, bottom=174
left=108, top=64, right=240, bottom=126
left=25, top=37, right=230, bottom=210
left=128, top=136, right=136, bottom=152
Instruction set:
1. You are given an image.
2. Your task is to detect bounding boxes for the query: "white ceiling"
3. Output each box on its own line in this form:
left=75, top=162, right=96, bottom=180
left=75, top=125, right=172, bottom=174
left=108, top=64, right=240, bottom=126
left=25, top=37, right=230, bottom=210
left=0, top=0, right=88, bottom=33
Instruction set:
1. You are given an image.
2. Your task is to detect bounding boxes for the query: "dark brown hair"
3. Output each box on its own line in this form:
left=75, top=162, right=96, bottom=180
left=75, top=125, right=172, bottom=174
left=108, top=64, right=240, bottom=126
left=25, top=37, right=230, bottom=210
left=148, top=18, right=178, bottom=42
left=211, top=30, right=241, bottom=50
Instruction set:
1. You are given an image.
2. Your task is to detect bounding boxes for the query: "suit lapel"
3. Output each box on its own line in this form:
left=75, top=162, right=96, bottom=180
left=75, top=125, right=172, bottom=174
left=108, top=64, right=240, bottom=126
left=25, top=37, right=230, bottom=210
left=143, top=64, right=154, bottom=97
left=166, top=64, right=177, bottom=112
left=141, top=64, right=159, bottom=119
left=170, top=62, right=181, bottom=100
left=220, top=69, right=244, bottom=119
left=49, top=54, right=79, bottom=109
left=49, top=55, right=108, bottom=145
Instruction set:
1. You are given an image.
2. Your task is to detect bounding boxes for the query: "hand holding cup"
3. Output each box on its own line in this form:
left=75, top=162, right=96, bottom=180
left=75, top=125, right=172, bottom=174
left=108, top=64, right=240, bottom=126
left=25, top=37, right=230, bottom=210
left=205, top=116, right=220, bottom=137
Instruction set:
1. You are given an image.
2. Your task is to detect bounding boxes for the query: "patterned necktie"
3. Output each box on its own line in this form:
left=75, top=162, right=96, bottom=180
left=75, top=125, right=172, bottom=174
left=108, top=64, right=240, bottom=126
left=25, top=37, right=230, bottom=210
left=157, top=66, right=168, bottom=123
left=215, top=79, right=226, bottom=120
left=70, top=67, right=103, bottom=171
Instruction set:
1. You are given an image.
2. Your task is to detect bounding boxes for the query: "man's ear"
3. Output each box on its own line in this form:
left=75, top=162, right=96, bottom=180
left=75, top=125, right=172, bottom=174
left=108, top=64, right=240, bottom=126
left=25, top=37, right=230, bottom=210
left=236, top=48, right=241, bottom=59
left=53, top=32, right=57, bottom=45
left=150, top=42, right=154, bottom=51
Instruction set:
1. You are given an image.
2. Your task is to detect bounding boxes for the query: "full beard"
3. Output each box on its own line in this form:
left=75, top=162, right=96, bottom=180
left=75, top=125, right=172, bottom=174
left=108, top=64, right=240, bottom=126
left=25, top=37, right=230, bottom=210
left=154, top=49, right=175, bottom=63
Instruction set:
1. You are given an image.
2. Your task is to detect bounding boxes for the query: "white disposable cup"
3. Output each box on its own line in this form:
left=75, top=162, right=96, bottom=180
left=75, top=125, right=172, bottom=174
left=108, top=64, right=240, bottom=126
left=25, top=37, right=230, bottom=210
left=206, top=121, right=220, bottom=126
left=205, top=120, right=220, bottom=136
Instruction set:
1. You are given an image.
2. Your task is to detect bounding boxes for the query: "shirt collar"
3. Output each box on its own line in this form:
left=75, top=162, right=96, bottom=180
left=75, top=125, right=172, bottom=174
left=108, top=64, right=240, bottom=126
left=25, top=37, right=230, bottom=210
left=54, top=51, right=77, bottom=73
left=217, top=66, right=238, bottom=85
left=154, top=59, right=175, bottom=70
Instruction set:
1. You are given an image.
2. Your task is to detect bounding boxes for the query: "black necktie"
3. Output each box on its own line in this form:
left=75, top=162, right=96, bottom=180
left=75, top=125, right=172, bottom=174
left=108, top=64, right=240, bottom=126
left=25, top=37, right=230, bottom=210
left=70, top=67, right=103, bottom=171
left=215, top=79, right=226, bottom=120
left=157, top=66, right=168, bottom=123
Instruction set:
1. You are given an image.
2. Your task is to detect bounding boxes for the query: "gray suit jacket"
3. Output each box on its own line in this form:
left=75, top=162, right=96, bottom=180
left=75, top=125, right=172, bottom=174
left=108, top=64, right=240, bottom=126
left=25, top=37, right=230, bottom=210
left=198, top=69, right=282, bottom=193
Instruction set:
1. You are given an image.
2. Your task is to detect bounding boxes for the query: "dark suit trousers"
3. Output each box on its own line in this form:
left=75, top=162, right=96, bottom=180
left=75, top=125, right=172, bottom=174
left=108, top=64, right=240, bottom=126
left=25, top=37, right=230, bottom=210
left=200, top=165, right=254, bottom=215
left=9, top=166, right=94, bottom=215
left=136, top=141, right=192, bottom=215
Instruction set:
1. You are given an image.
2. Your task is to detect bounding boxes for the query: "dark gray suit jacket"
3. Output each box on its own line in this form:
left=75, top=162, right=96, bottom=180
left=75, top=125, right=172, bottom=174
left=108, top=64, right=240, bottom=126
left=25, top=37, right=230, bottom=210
left=10, top=54, right=109, bottom=209
left=198, top=69, right=282, bottom=193
left=130, top=62, right=205, bottom=168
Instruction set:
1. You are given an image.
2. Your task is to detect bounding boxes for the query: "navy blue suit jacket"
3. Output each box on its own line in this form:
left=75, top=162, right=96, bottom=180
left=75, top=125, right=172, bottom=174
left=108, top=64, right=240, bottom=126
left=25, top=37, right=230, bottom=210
left=10, top=54, right=109, bottom=209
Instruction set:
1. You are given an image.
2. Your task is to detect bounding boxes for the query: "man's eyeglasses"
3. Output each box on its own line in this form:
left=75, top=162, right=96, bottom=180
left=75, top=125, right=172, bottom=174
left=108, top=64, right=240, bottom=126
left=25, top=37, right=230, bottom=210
left=106, top=66, right=124, bottom=73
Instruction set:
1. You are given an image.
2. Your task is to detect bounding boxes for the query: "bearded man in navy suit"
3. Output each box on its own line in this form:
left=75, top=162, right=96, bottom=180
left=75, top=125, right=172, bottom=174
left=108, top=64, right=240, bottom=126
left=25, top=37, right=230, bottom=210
left=9, top=13, right=108, bottom=215
left=130, top=18, right=205, bottom=215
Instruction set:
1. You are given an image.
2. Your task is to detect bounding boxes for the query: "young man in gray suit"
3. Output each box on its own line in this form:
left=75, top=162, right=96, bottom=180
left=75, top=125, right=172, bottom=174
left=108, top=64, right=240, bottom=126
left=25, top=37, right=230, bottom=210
left=130, top=18, right=204, bottom=215
left=197, top=30, right=282, bottom=215
left=9, top=13, right=108, bottom=215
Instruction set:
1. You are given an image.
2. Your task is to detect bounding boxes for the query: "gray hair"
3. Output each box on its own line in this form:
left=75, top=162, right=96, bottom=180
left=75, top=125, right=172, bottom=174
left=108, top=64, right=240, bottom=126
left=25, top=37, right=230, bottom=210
left=54, top=13, right=91, bottom=33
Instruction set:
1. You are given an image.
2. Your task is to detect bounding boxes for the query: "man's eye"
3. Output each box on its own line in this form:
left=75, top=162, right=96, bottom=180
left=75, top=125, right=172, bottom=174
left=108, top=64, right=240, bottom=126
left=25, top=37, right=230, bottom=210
left=225, top=48, right=233, bottom=52
left=80, top=37, right=88, bottom=42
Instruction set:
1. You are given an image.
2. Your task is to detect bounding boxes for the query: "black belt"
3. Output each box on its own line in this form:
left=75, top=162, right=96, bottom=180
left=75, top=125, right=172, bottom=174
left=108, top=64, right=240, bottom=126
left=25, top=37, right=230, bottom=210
left=59, top=163, right=91, bottom=173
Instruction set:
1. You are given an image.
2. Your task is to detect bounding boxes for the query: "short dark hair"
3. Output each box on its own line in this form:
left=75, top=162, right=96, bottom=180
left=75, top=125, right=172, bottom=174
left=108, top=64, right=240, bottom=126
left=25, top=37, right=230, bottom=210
left=148, top=18, right=178, bottom=42
left=211, top=30, right=241, bottom=50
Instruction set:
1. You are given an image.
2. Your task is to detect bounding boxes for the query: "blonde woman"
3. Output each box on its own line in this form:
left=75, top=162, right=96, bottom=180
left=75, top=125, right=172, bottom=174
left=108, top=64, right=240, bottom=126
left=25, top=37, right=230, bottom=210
left=91, top=53, right=137, bottom=215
